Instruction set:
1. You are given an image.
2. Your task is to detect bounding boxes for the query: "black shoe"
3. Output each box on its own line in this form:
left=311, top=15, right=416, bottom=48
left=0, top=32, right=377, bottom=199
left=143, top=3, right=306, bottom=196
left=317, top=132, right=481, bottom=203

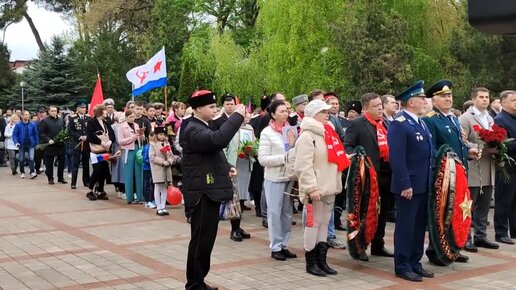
left=262, top=221, right=268, bottom=228
left=230, top=230, right=243, bottom=242
left=305, top=249, right=326, bottom=277
left=291, top=220, right=297, bottom=225
left=86, top=191, right=97, bottom=201
left=496, top=237, right=515, bottom=245
left=58, top=179, right=68, bottom=184
left=455, top=253, right=469, bottom=263
left=12, top=170, right=17, bottom=175
left=396, top=272, right=422, bottom=282
left=281, top=249, right=297, bottom=258
left=371, top=247, right=394, bottom=257
left=204, top=284, right=218, bottom=290
left=97, top=192, right=109, bottom=200
left=239, top=228, right=251, bottom=239
left=358, top=252, right=369, bottom=262
left=464, top=240, right=478, bottom=252
left=474, top=237, right=499, bottom=249
left=414, top=268, right=434, bottom=278
left=71, top=185, right=77, bottom=189
left=48, top=180, right=55, bottom=185
left=271, top=251, right=286, bottom=261
left=335, top=224, right=347, bottom=231
left=316, top=242, right=337, bottom=275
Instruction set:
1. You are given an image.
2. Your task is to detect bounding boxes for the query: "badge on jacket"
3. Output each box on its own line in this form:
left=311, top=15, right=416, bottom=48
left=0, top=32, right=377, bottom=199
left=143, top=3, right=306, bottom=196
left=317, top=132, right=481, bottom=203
left=206, top=173, right=215, bottom=185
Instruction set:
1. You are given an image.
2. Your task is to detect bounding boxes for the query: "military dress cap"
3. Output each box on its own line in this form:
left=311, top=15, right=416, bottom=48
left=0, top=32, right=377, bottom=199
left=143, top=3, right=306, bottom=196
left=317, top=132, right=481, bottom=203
left=426, top=80, right=453, bottom=98
left=75, top=99, right=88, bottom=108
left=188, top=90, right=216, bottom=109
left=396, top=80, right=427, bottom=102
left=221, top=93, right=236, bottom=102
left=292, top=94, right=309, bottom=106
left=103, top=98, right=115, bottom=106
left=346, top=100, right=362, bottom=114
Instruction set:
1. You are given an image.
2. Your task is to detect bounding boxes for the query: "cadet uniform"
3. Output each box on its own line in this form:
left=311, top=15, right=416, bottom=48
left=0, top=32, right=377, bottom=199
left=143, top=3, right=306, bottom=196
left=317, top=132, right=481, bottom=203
left=423, top=80, right=469, bottom=265
left=68, top=99, right=91, bottom=189
left=388, top=81, right=434, bottom=282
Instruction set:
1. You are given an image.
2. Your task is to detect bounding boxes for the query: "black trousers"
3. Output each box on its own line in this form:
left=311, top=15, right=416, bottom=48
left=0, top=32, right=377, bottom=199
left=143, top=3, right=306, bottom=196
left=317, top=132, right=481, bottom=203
left=494, top=171, right=516, bottom=239
left=186, top=195, right=221, bottom=290
left=89, top=162, right=109, bottom=192
left=35, top=148, right=43, bottom=172
left=44, top=150, right=65, bottom=181
left=334, top=172, right=348, bottom=226
left=71, top=147, right=90, bottom=187
left=372, top=174, right=393, bottom=249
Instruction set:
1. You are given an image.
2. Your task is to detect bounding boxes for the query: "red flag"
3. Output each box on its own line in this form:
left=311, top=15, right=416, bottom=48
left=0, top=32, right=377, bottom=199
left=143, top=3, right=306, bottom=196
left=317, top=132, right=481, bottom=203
left=235, top=96, right=241, bottom=105
left=89, top=75, right=104, bottom=116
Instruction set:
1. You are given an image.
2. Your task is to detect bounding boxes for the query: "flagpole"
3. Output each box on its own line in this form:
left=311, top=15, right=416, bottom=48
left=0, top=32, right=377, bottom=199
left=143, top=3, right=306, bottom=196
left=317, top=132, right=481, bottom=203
left=131, top=84, right=135, bottom=102
left=164, top=86, right=168, bottom=114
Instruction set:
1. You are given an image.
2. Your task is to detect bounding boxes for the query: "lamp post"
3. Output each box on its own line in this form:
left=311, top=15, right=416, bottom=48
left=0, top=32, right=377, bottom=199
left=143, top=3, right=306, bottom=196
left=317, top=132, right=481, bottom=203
left=20, top=81, right=26, bottom=111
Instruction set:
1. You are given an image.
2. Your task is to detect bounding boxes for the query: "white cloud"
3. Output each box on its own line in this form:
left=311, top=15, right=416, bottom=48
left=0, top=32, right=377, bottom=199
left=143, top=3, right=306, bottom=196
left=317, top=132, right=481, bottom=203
left=4, top=2, right=73, bottom=61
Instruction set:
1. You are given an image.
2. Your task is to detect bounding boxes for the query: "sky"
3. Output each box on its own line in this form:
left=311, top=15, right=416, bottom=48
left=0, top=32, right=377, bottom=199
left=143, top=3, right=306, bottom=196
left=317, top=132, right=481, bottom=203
left=4, top=2, right=73, bottom=61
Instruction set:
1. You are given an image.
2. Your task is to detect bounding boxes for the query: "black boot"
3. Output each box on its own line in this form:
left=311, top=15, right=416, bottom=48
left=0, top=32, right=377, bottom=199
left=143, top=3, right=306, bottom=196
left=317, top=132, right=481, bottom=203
left=317, top=242, right=337, bottom=275
left=305, top=248, right=326, bottom=276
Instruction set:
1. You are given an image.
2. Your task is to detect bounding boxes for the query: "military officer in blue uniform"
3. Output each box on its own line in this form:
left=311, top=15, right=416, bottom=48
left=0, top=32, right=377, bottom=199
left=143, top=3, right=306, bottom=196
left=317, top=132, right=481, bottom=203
left=68, top=99, right=91, bottom=189
left=423, top=80, right=478, bottom=265
left=388, top=80, right=434, bottom=282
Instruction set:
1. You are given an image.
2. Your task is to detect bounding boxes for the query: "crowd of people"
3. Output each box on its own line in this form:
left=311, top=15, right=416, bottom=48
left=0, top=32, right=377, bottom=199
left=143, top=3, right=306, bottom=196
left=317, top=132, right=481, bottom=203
left=0, top=83, right=514, bottom=290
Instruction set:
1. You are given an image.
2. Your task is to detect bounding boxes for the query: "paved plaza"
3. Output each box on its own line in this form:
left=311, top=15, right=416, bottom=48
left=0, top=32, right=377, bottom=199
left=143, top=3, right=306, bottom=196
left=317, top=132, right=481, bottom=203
left=1, top=168, right=516, bottom=290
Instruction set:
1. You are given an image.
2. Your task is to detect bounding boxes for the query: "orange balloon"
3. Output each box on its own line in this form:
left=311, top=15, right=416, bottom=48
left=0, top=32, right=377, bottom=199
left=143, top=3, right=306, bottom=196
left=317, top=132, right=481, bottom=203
left=167, top=186, right=182, bottom=205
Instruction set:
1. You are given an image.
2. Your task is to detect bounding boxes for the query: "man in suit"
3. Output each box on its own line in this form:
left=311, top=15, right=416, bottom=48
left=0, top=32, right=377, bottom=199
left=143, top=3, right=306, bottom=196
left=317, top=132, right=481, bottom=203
left=423, top=80, right=475, bottom=265
left=68, top=99, right=91, bottom=189
left=181, top=90, right=246, bottom=290
left=344, top=93, right=394, bottom=260
left=493, top=90, right=516, bottom=245
left=459, top=87, right=499, bottom=252
left=388, top=81, right=434, bottom=282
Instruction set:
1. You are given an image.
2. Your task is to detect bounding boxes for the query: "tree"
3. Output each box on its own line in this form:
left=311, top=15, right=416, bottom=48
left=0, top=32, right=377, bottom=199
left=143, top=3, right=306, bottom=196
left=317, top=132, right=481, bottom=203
left=0, top=43, right=16, bottom=109
left=20, top=37, right=84, bottom=111
left=0, top=0, right=46, bottom=51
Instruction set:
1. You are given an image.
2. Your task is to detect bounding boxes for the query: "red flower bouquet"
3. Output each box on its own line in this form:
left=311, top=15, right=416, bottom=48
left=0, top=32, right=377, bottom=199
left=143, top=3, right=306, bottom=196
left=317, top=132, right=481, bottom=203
left=160, top=144, right=172, bottom=154
left=238, top=140, right=258, bottom=160
left=473, top=124, right=515, bottom=182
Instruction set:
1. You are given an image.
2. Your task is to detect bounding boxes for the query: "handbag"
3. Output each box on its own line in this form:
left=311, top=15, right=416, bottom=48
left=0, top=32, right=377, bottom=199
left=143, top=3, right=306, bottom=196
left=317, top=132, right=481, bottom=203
left=219, top=179, right=242, bottom=220
left=90, top=133, right=109, bottom=153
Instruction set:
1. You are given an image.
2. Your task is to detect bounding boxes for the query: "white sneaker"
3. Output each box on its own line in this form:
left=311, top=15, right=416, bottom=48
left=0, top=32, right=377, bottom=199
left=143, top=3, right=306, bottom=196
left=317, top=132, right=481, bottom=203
left=30, top=173, right=37, bottom=179
left=67, top=173, right=72, bottom=178
left=20, top=173, right=25, bottom=179
left=149, top=201, right=157, bottom=209
left=121, top=193, right=127, bottom=200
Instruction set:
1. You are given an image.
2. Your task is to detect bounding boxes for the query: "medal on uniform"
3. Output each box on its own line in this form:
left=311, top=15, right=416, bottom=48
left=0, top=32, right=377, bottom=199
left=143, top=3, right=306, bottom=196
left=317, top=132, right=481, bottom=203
left=445, top=125, right=451, bottom=133
left=416, top=132, right=423, bottom=141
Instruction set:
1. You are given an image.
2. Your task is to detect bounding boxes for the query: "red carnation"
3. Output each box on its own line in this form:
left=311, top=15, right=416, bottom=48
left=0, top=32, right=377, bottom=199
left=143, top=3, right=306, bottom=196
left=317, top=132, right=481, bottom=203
left=245, top=145, right=253, bottom=154
left=238, top=152, right=246, bottom=159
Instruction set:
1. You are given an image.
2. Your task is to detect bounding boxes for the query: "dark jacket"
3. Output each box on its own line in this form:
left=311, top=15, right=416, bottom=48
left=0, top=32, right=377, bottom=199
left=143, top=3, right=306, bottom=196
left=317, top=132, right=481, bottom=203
left=135, top=116, right=151, bottom=142
left=13, top=121, right=39, bottom=148
left=344, top=116, right=390, bottom=176
left=86, top=117, right=116, bottom=152
left=0, top=117, right=6, bottom=142
left=494, top=110, right=516, bottom=173
left=38, top=116, right=65, bottom=152
left=180, top=114, right=244, bottom=206
left=68, top=114, right=91, bottom=144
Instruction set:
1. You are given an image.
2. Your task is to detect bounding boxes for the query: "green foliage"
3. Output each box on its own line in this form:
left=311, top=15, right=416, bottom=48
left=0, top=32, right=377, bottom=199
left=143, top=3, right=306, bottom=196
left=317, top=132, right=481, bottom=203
left=0, top=43, right=16, bottom=108
left=17, top=37, right=85, bottom=111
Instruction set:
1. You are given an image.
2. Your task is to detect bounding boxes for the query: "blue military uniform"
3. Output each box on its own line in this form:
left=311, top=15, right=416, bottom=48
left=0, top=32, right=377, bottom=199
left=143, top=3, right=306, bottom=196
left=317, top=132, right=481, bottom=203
left=388, top=80, right=434, bottom=281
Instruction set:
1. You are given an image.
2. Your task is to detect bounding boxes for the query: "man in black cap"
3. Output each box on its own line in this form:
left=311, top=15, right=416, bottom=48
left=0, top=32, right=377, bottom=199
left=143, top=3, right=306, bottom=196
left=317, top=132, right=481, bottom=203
left=68, top=99, right=91, bottom=189
left=181, top=90, right=245, bottom=290
left=346, top=101, right=362, bottom=120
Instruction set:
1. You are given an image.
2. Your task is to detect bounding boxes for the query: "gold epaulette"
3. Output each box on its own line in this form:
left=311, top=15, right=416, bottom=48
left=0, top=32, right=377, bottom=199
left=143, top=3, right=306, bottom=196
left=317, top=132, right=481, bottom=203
left=395, top=116, right=406, bottom=122
left=426, top=111, right=437, bottom=118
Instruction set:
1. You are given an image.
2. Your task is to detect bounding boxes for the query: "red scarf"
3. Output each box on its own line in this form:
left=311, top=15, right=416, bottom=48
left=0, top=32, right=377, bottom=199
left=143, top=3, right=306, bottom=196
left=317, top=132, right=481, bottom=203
left=364, top=112, right=389, bottom=161
left=323, top=123, right=350, bottom=172
left=269, top=119, right=287, bottom=134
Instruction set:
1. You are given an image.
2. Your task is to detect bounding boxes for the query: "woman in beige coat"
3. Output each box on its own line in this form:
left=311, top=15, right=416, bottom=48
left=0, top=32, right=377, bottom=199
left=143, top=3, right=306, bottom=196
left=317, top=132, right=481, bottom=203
left=294, top=99, right=350, bottom=277
left=150, top=127, right=180, bottom=216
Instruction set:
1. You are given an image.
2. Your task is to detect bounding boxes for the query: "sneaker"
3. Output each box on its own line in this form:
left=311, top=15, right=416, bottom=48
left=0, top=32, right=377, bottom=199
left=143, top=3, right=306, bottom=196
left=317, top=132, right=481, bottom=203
left=20, top=173, right=25, bottom=179
left=121, top=193, right=127, bottom=200
left=30, top=173, right=37, bottom=179
left=328, top=238, right=347, bottom=249
left=67, top=173, right=72, bottom=178
left=149, top=201, right=157, bottom=209
left=145, top=202, right=153, bottom=208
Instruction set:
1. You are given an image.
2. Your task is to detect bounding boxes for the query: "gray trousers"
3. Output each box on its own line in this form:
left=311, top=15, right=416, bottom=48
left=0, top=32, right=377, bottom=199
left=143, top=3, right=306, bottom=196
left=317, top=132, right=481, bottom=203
left=261, top=188, right=267, bottom=222
left=264, top=180, right=293, bottom=252
left=469, top=186, right=493, bottom=240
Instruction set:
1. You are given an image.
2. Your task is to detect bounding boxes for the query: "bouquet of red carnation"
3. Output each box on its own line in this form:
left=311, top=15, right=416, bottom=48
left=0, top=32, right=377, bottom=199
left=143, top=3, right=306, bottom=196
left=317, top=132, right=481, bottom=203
left=238, top=140, right=258, bottom=160
left=160, top=144, right=172, bottom=154
left=473, top=124, right=515, bottom=183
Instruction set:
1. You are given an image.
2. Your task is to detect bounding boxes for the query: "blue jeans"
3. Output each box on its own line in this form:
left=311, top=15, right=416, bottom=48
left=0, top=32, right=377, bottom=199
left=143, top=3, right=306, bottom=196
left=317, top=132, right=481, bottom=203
left=327, top=211, right=336, bottom=240
left=18, top=146, right=35, bottom=174
left=143, top=170, right=154, bottom=202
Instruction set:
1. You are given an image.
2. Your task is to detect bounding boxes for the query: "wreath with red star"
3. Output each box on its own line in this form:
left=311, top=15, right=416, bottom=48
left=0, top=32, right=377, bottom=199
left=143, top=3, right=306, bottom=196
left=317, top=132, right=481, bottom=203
left=428, top=145, right=472, bottom=266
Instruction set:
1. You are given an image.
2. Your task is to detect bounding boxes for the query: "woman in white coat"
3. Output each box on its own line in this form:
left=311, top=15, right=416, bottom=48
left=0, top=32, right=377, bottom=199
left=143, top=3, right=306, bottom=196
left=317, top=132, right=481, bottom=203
left=258, top=100, right=296, bottom=261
